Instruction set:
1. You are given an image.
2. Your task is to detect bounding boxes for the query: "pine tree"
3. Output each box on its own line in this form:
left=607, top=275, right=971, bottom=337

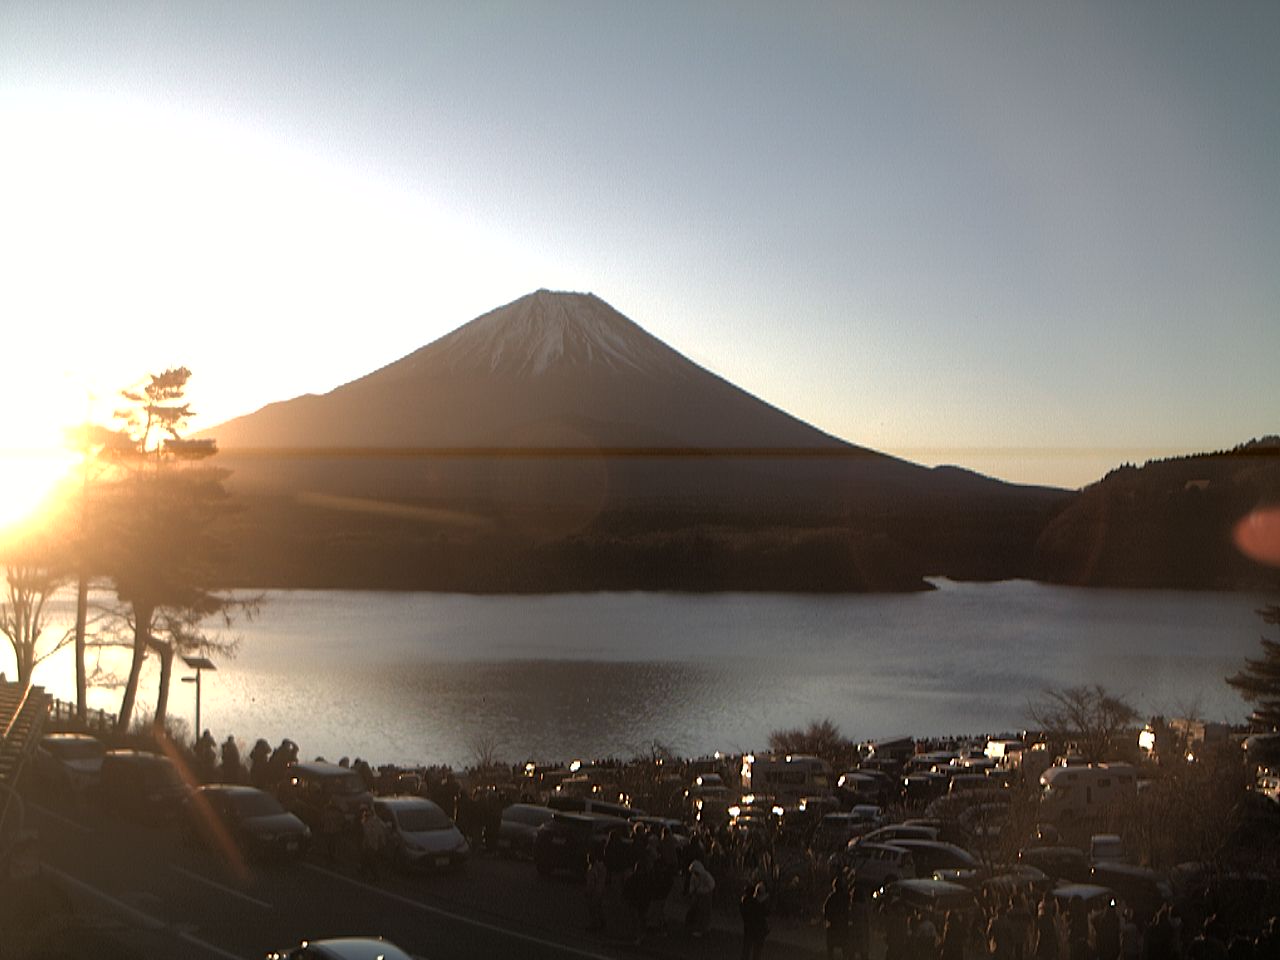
left=1226, top=605, right=1280, bottom=729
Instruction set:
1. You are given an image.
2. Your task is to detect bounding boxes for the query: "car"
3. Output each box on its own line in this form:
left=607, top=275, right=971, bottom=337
left=880, top=839, right=979, bottom=875
left=811, top=811, right=878, bottom=852
left=374, top=796, right=469, bottom=872
left=265, top=937, right=415, bottom=959
left=1050, top=883, right=1116, bottom=912
left=861, top=823, right=940, bottom=845
left=840, top=841, right=917, bottom=889
left=186, top=784, right=310, bottom=860
left=874, top=878, right=979, bottom=916
left=1018, top=846, right=1091, bottom=884
left=33, top=733, right=105, bottom=796
left=497, top=803, right=556, bottom=858
left=99, top=749, right=189, bottom=822
left=533, top=811, right=629, bottom=877
left=277, top=762, right=373, bottom=831
left=1089, top=863, right=1173, bottom=924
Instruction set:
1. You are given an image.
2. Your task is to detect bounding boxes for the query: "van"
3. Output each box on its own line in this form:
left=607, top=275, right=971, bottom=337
left=100, top=750, right=189, bottom=822
left=1038, top=763, right=1137, bottom=824
left=741, top=754, right=832, bottom=803
left=277, top=761, right=373, bottom=830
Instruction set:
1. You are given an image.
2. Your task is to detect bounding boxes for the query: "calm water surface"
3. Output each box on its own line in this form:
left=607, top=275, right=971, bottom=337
left=33, top=580, right=1265, bottom=768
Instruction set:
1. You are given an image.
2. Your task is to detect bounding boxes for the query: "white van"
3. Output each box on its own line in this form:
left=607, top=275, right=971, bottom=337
left=741, top=754, right=833, bottom=803
left=1038, top=763, right=1137, bottom=823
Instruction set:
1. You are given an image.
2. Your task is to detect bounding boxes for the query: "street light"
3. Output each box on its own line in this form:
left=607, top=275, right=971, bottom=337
left=180, top=655, right=217, bottom=737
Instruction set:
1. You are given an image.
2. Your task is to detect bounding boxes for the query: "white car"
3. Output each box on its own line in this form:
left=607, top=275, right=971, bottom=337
left=842, top=841, right=917, bottom=888
left=374, top=796, right=469, bottom=871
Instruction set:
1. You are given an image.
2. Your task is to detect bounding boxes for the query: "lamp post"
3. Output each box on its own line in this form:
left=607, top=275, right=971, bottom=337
left=180, top=655, right=217, bottom=737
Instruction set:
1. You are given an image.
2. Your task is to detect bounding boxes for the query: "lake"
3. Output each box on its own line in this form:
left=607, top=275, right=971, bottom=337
left=28, top=580, right=1268, bottom=768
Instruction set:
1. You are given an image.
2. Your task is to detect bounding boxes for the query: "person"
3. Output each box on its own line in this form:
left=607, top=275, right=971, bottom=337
left=248, top=739, right=271, bottom=788
left=1094, top=902, right=1122, bottom=960
left=824, top=875, right=850, bottom=959
left=849, top=885, right=872, bottom=960
left=586, top=851, right=608, bottom=933
left=686, top=855, right=715, bottom=938
left=195, top=730, right=217, bottom=781
left=220, top=735, right=241, bottom=784
left=913, top=912, right=940, bottom=960
left=1035, top=899, right=1061, bottom=960
left=319, top=800, right=344, bottom=864
left=623, top=859, right=653, bottom=944
left=885, top=901, right=911, bottom=960
left=942, top=911, right=967, bottom=960
left=740, top=882, right=771, bottom=960
left=1143, top=906, right=1180, bottom=960
left=359, top=806, right=389, bottom=880
left=1188, top=917, right=1230, bottom=960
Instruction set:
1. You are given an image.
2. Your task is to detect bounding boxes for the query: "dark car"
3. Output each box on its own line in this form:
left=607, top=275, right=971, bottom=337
left=498, top=803, right=556, bottom=858
left=265, top=937, right=414, bottom=960
left=276, top=762, right=373, bottom=831
left=882, top=839, right=979, bottom=875
left=187, top=784, right=310, bottom=860
left=533, top=812, right=629, bottom=877
left=100, top=750, right=189, bottom=822
left=1018, top=846, right=1091, bottom=884
left=1089, top=863, right=1173, bottom=924
left=33, top=733, right=105, bottom=797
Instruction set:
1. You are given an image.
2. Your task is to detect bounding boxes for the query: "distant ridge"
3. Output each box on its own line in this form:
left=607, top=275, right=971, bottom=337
left=211, top=290, right=856, bottom=453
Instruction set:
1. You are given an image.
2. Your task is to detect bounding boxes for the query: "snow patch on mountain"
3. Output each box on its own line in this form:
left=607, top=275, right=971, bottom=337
left=426, top=290, right=694, bottom=379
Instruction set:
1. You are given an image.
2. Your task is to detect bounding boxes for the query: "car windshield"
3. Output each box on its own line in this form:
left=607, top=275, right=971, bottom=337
left=392, top=805, right=451, bottom=832
left=46, top=739, right=104, bottom=761
left=230, top=791, right=285, bottom=818
left=142, top=761, right=183, bottom=790
left=320, top=773, right=366, bottom=796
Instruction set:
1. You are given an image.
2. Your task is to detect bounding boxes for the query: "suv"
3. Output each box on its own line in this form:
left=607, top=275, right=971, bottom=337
left=100, top=750, right=189, bottom=821
left=34, top=733, right=105, bottom=797
left=533, top=812, right=629, bottom=877
left=276, top=762, right=373, bottom=830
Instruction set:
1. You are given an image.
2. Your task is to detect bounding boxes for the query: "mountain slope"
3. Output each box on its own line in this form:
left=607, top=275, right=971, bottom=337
left=213, top=290, right=853, bottom=452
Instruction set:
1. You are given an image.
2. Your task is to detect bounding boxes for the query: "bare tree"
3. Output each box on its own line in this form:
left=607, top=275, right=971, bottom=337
left=767, top=718, right=852, bottom=765
left=0, top=560, right=70, bottom=690
left=1026, top=685, right=1140, bottom=762
left=469, top=734, right=502, bottom=773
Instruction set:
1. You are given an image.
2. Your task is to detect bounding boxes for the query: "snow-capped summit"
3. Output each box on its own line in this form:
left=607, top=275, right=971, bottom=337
left=424, top=290, right=693, bottom=379
left=210, top=290, right=851, bottom=451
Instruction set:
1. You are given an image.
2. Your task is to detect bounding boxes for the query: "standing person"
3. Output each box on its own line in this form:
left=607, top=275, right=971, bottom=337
left=319, top=801, right=344, bottom=865
left=686, top=856, right=715, bottom=938
left=248, top=739, right=271, bottom=789
left=585, top=851, right=608, bottom=934
left=885, top=901, right=911, bottom=960
left=1094, top=902, right=1122, bottom=960
left=824, top=876, right=850, bottom=959
left=220, top=735, right=241, bottom=784
left=359, top=807, right=388, bottom=880
left=942, top=911, right=968, bottom=960
left=623, top=859, right=653, bottom=944
left=740, top=882, right=771, bottom=960
left=913, top=912, right=940, bottom=960
left=849, top=886, right=873, bottom=960
left=195, top=730, right=217, bottom=782
left=1035, top=899, right=1061, bottom=960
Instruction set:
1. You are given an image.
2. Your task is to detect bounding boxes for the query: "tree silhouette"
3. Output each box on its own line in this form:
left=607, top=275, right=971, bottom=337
left=1027, top=685, right=1139, bottom=762
left=94, top=368, right=245, bottom=734
left=1226, top=605, right=1280, bottom=729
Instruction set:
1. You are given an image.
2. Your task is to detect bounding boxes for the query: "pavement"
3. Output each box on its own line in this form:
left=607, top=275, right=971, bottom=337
left=10, top=793, right=833, bottom=959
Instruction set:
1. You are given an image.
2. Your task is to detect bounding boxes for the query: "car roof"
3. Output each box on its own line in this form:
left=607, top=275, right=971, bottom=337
left=294, top=938, right=414, bottom=960
left=374, top=795, right=441, bottom=809
left=42, top=732, right=101, bottom=743
left=104, top=749, right=172, bottom=763
left=196, top=784, right=267, bottom=797
left=1052, top=883, right=1114, bottom=899
left=291, top=761, right=363, bottom=777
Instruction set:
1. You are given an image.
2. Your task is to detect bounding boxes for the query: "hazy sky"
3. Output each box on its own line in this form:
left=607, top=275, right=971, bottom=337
left=1, top=2, right=1277, bottom=491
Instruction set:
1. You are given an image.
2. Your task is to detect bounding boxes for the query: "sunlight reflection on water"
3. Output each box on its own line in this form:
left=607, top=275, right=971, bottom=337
left=30, top=580, right=1265, bottom=767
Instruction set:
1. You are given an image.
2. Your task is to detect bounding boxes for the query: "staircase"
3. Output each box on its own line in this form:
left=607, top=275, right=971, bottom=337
left=0, top=681, right=51, bottom=789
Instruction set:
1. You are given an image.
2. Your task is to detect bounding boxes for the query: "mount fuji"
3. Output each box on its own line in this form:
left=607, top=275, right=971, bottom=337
left=206, top=291, right=1070, bottom=592
left=213, top=289, right=855, bottom=452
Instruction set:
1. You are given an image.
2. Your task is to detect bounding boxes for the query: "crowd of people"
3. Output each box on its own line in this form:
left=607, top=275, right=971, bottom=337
left=176, top=730, right=1280, bottom=959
